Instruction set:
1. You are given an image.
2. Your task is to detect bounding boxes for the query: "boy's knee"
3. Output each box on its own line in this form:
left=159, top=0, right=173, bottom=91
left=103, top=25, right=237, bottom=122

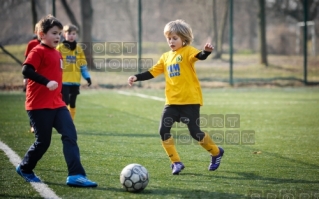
left=190, top=131, right=205, bottom=141
left=159, top=132, right=171, bottom=141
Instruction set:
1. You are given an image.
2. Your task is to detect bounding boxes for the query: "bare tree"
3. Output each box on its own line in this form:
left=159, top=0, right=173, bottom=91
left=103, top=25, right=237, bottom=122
left=247, top=0, right=257, bottom=52
left=214, top=0, right=228, bottom=59
left=212, top=0, right=218, bottom=57
left=270, top=0, right=319, bottom=21
left=31, top=0, right=37, bottom=31
left=122, top=0, right=137, bottom=40
left=60, top=0, right=81, bottom=35
left=258, top=0, right=268, bottom=66
left=80, top=0, right=93, bottom=66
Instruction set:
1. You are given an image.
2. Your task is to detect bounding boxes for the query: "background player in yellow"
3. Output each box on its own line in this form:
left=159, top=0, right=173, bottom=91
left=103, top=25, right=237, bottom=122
left=128, top=19, right=224, bottom=175
left=56, top=24, right=91, bottom=121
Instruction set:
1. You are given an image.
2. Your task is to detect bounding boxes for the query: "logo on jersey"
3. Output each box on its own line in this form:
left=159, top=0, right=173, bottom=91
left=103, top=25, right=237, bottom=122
left=176, top=54, right=182, bottom=63
left=65, top=55, right=76, bottom=63
left=167, top=63, right=180, bottom=77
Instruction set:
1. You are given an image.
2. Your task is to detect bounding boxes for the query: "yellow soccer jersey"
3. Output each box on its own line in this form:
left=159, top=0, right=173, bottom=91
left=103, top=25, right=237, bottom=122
left=149, top=45, right=203, bottom=105
left=56, top=43, right=87, bottom=84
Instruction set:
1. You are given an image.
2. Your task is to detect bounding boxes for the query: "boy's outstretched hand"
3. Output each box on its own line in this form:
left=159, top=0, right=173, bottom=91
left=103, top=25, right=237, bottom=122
left=128, top=76, right=137, bottom=86
left=204, top=43, right=214, bottom=52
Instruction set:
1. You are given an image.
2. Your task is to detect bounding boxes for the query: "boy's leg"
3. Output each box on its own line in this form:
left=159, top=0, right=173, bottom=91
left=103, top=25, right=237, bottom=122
left=160, top=105, right=184, bottom=174
left=19, top=109, right=55, bottom=173
left=68, top=86, right=79, bottom=120
left=29, top=121, right=34, bottom=133
left=180, top=105, right=220, bottom=156
left=53, top=106, right=97, bottom=187
left=53, top=106, right=86, bottom=176
left=61, top=85, right=70, bottom=105
left=161, top=137, right=180, bottom=163
left=160, top=105, right=180, bottom=163
left=180, top=105, right=223, bottom=171
left=199, top=133, right=221, bottom=156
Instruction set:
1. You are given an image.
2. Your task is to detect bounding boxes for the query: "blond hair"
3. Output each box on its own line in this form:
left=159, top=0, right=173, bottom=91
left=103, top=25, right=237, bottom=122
left=34, top=22, right=40, bottom=34
left=163, top=19, right=194, bottom=45
left=63, top=24, right=78, bottom=33
left=34, top=22, right=41, bottom=39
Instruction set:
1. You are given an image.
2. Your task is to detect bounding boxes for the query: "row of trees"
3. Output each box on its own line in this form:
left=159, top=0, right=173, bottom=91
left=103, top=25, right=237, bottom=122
left=1, top=0, right=318, bottom=66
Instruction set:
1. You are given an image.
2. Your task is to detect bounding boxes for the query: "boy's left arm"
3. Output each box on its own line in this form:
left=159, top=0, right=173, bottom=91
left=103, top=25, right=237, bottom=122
left=195, top=43, right=214, bottom=60
left=80, top=66, right=91, bottom=86
left=78, top=46, right=91, bottom=86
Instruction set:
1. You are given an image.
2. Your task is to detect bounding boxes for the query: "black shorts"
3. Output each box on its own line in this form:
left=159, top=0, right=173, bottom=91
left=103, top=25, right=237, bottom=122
left=159, top=104, right=205, bottom=141
left=61, top=85, right=80, bottom=106
left=62, top=85, right=80, bottom=96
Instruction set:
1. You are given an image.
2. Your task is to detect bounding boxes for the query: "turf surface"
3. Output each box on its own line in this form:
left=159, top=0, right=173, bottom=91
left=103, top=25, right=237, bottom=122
left=0, top=87, right=318, bottom=198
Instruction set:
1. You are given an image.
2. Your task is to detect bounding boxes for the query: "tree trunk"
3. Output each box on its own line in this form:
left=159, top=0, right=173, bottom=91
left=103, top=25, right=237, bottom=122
left=212, top=0, right=218, bottom=58
left=214, top=0, right=228, bottom=59
left=123, top=0, right=137, bottom=40
left=248, top=0, right=256, bottom=52
left=80, top=0, right=93, bottom=68
left=258, top=0, right=268, bottom=66
left=31, top=0, right=37, bottom=33
left=61, top=0, right=81, bottom=35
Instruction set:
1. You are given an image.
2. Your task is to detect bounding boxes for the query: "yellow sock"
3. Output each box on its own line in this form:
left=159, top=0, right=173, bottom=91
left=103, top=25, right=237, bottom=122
left=162, top=137, right=181, bottom=163
left=199, top=132, right=220, bottom=156
left=68, top=106, right=76, bottom=121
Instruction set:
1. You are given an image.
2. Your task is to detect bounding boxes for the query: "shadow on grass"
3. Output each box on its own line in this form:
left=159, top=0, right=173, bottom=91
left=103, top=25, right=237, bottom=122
left=77, top=131, right=160, bottom=138
left=240, top=145, right=319, bottom=170
left=44, top=181, right=244, bottom=198
left=96, top=186, right=244, bottom=199
left=0, top=194, right=43, bottom=199
left=45, top=181, right=109, bottom=190
left=225, top=171, right=319, bottom=184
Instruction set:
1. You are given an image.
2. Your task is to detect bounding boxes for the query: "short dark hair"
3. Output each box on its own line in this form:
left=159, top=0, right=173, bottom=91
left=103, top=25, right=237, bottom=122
left=38, top=14, right=63, bottom=34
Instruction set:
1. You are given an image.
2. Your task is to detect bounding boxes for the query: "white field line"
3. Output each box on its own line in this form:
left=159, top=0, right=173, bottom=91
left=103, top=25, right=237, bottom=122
left=117, top=91, right=165, bottom=101
left=0, top=140, right=61, bottom=199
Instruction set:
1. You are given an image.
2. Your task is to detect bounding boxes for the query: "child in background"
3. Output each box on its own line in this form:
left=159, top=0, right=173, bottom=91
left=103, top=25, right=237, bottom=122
left=18, top=14, right=97, bottom=187
left=23, top=22, right=41, bottom=92
left=24, top=22, right=41, bottom=133
left=56, top=24, right=91, bottom=121
left=24, top=22, right=41, bottom=58
left=128, top=19, right=224, bottom=175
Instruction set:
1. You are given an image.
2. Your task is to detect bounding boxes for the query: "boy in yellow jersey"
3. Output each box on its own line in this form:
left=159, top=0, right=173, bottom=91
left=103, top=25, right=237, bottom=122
left=56, top=24, right=91, bottom=121
left=128, top=19, right=224, bottom=175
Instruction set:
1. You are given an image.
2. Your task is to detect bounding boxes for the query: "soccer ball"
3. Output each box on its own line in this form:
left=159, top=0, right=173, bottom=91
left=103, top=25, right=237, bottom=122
left=120, top=163, right=149, bottom=192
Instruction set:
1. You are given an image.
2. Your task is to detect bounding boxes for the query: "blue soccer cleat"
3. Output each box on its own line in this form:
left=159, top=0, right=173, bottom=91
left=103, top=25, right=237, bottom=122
left=209, top=147, right=224, bottom=171
left=16, top=165, right=41, bottom=182
left=66, top=174, right=98, bottom=187
left=171, top=162, right=185, bottom=175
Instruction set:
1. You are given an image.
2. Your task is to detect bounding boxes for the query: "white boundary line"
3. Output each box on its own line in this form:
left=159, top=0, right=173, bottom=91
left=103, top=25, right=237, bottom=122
left=117, top=91, right=165, bottom=101
left=0, top=140, right=61, bottom=199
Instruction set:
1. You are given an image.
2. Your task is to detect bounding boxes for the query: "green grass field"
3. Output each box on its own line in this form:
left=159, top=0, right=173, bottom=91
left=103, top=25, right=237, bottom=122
left=1, top=88, right=319, bottom=199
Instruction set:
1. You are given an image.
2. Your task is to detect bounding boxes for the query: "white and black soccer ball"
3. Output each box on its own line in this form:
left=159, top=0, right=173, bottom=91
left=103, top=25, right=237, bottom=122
left=120, top=163, right=149, bottom=192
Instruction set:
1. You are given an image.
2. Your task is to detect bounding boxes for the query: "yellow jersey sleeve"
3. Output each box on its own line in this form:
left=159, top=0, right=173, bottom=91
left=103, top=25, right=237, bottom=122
left=188, top=46, right=201, bottom=63
left=149, top=54, right=166, bottom=78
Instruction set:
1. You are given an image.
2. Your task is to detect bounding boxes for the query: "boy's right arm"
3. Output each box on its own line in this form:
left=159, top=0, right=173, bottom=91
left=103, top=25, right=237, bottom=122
left=22, top=64, right=58, bottom=90
left=127, top=71, right=154, bottom=86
